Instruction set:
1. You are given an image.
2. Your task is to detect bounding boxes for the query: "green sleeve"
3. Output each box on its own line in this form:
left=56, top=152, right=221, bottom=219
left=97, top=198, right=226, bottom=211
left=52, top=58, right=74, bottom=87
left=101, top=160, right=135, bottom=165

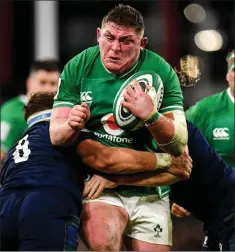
left=1, top=111, right=27, bottom=152
left=156, top=59, right=184, bottom=114
left=53, top=52, right=87, bottom=108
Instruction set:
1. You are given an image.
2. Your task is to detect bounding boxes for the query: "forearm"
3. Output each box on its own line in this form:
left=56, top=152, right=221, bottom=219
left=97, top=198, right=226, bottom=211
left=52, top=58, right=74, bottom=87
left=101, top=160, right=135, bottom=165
left=84, top=147, right=156, bottom=174
left=146, top=110, right=188, bottom=156
left=78, top=140, right=172, bottom=174
left=49, top=118, right=80, bottom=146
left=107, top=171, right=181, bottom=187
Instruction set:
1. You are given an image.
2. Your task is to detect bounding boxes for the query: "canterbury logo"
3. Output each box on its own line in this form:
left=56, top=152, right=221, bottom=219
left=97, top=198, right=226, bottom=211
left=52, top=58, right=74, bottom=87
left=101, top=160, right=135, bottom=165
left=80, top=91, right=92, bottom=105
left=213, top=128, right=229, bottom=140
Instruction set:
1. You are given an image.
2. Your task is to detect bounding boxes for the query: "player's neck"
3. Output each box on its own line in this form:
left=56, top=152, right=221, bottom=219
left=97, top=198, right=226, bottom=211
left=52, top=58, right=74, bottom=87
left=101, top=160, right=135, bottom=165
left=27, top=110, right=52, bottom=127
left=227, top=87, right=234, bottom=103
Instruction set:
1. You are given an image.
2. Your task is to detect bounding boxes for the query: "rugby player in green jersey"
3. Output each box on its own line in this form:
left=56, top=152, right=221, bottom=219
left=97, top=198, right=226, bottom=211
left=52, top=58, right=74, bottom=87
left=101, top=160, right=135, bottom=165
left=185, top=49, right=234, bottom=167
left=172, top=49, right=235, bottom=245
left=1, top=60, right=60, bottom=162
left=50, top=4, right=188, bottom=251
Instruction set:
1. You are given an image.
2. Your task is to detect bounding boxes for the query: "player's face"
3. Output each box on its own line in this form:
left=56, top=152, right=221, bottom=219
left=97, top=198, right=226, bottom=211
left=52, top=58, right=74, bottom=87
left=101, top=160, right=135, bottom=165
left=97, top=23, right=147, bottom=75
left=226, top=68, right=234, bottom=96
left=27, top=70, right=59, bottom=96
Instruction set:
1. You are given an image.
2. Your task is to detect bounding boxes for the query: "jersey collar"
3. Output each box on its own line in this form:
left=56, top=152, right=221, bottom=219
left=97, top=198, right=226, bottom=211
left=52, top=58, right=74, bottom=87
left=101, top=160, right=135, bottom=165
left=100, top=56, right=139, bottom=78
left=19, top=94, right=28, bottom=105
left=27, top=110, right=52, bottom=128
left=227, top=88, right=234, bottom=104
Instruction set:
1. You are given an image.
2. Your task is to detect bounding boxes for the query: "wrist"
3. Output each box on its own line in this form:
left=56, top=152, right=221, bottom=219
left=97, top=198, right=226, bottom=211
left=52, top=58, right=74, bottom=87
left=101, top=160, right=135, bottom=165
left=107, top=175, right=122, bottom=187
left=145, top=111, right=161, bottom=126
left=155, top=153, right=172, bottom=170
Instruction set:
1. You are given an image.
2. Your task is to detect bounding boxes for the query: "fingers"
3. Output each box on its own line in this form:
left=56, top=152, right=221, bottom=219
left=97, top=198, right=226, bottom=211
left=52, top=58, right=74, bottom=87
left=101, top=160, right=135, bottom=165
left=86, top=182, right=100, bottom=200
left=82, top=177, right=99, bottom=200
left=126, top=83, right=136, bottom=97
left=123, top=91, right=133, bottom=103
left=90, top=184, right=105, bottom=200
left=171, top=203, right=190, bottom=218
left=133, top=80, right=143, bottom=95
left=81, top=103, right=91, bottom=121
left=82, top=175, right=108, bottom=200
left=82, top=176, right=95, bottom=198
left=68, top=104, right=90, bottom=129
left=125, top=80, right=144, bottom=99
left=169, top=153, right=193, bottom=179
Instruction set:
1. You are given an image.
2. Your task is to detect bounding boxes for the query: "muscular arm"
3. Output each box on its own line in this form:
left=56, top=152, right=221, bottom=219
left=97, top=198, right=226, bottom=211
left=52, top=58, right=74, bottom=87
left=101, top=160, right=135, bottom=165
left=77, top=139, right=159, bottom=174
left=108, top=171, right=181, bottom=187
left=146, top=110, right=188, bottom=157
left=50, top=107, right=80, bottom=146
left=82, top=172, right=183, bottom=199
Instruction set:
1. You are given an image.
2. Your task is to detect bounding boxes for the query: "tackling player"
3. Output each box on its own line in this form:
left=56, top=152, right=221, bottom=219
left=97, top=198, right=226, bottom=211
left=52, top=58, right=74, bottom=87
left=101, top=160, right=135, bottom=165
left=82, top=121, right=235, bottom=251
left=0, top=92, right=191, bottom=251
left=0, top=92, right=89, bottom=251
left=172, top=49, right=235, bottom=250
left=50, top=4, right=188, bottom=250
left=186, top=49, right=234, bottom=167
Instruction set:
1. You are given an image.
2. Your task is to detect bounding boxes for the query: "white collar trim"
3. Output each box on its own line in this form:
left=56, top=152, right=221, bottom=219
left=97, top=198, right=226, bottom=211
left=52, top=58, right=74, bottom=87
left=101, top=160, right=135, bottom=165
left=19, top=94, right=28, bottom=105
left=227, top=88, right=234, bottom=103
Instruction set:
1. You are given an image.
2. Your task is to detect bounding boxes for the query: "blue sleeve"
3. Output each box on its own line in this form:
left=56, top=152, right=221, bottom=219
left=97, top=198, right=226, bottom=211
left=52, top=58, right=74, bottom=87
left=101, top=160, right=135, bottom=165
left=73, top=129, right=98, bottom=147
left=170, top=121, right=234, bottom=223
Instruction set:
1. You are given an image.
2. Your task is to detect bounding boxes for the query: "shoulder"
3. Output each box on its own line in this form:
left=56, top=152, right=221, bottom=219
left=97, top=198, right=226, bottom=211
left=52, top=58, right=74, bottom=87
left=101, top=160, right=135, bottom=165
left=141, top=49, right=170, bottom=68
left=192, top=90, right=225, bottom=110
left=1, top=96, right=23, bottom=109
left=65, top=46, right=99, bottom=66
left=62, top=46, right=99, bottom=80
left=140, top=49, right=179, bottom=87
left=1, top=96, right=25, bottom=117
left=28, top=121, right=50, bottom=136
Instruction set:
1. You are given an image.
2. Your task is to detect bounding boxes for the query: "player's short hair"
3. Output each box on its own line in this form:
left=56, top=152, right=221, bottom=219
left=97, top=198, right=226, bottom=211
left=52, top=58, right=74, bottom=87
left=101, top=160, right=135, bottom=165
left=101, top=4, right=145, bottom=35
left=24, top=92, right=55, bottom=121
left=29, top=59, right=60, bottom=75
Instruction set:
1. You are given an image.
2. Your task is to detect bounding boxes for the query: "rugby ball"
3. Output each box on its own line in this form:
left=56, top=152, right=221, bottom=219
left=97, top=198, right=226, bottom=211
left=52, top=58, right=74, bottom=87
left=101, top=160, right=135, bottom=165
left=113, top=71, right=164, bottom=131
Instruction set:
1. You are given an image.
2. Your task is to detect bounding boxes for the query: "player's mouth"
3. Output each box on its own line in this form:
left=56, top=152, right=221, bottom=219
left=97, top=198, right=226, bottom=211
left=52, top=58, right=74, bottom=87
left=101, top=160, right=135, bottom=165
left=108, top=57, right=121, bottom=63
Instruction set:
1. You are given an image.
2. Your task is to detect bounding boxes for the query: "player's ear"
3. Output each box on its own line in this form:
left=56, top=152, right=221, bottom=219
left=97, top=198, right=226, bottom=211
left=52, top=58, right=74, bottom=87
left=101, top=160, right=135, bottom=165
left=97, top=28, right=101, bottom=43
left=226, top=72, right=230, bottom=82
left=26, top=77, right=31, bottom=91
left=140, top=37, right=148, bottom=49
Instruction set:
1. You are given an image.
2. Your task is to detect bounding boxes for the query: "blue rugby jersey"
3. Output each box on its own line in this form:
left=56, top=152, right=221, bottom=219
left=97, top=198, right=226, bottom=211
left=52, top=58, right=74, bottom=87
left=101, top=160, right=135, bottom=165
left=0, top=121, right=85, bottom=200
left=170, top=121, right=235, bottom=226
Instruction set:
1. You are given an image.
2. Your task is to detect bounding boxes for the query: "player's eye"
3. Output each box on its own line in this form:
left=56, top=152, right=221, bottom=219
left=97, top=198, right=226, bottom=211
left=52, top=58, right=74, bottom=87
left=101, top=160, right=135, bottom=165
left=106, top=34, right=114, bottom=41
left=122, top=40, right=131, bottom=45
left=40, top=80, right=47, bottom=86
left=120, top=38, right=132, bottom=45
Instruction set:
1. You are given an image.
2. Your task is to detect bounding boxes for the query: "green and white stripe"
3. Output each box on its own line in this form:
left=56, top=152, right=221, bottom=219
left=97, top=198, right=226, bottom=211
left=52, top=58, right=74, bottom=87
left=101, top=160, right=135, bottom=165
left=53, top=101, right=75, bottom=108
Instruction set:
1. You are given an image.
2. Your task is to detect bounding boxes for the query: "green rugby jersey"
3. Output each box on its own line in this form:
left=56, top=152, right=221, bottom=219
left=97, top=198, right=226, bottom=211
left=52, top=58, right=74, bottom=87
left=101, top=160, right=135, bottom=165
left=54, top=46, right=184, bottom=198
left=1, top=95, right=28, bottom=153
left=186, top=88, right=235, bottom=167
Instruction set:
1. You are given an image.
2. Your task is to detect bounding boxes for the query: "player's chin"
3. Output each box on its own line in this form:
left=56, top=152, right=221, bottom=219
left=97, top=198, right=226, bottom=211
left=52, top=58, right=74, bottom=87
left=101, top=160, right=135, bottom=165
left=104, top=62, right=125, bottom=74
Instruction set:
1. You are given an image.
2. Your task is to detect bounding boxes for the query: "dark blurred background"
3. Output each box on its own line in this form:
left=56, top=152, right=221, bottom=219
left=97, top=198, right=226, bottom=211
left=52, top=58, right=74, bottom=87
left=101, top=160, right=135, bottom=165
left=0, top=1, right=234, bottom=249
left=1, top=0, right=234, bottom=108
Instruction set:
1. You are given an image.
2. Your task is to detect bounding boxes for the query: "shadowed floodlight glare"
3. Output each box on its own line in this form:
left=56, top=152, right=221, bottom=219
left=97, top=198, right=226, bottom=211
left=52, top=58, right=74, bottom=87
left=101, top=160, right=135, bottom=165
left=184, top=3, right=206, bottom=23
left=194, top=30, right=223, bottom=51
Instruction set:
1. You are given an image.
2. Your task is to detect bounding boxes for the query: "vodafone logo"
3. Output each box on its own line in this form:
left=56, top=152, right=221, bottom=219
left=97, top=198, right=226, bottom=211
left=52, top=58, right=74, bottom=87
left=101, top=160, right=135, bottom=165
left=101, top=113, right=124, bottom=136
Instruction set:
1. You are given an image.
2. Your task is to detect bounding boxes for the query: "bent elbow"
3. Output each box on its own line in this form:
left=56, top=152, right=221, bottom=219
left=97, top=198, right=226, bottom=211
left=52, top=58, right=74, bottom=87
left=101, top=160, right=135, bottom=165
left=49, top=128, right=68, bottom=147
